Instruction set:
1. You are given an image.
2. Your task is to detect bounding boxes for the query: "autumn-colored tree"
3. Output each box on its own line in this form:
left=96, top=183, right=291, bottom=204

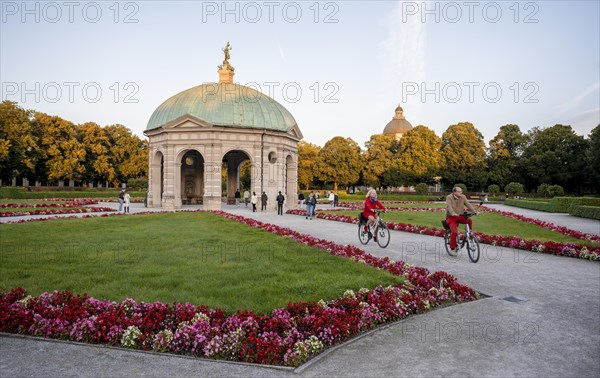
left=396, top=125, right=443, bottom=184
left=297, top=141, right=321, bottom=190
left=318, top=136, right=362, bottom=191
left=487, top=124, right=528, bottom=188
left=105, top=124, right=148, bottom=187
left=362, top=134, right=396, bottom=187
left=31, top=112, right=86, bottom=182
left=0, top=101, right=38, bottom=181
left=440, top=122, right=487, bottom=190
left=78, top=122, right=115, bottom=184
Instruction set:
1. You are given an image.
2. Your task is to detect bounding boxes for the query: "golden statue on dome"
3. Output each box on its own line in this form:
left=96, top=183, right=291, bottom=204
left=219, top=42, right=234, bottom=71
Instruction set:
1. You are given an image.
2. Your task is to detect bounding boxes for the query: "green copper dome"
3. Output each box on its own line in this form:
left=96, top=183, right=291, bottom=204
left=146, top=83, right=298, bottom=132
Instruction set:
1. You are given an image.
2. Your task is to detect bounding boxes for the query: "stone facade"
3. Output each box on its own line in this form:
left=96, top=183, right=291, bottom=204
left=144, top=45, right=302, bottom=210
left=145, top=118, right=301, bottom=210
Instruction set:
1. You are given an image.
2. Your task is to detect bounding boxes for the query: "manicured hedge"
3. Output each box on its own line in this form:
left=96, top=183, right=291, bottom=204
left=505, top=199, right=552, bottom=211
left=569, top=206, right=600, bottom=220
left=547, top=197, right=579, bottom=213
left=505, top=197, right=600, bottom=220
left=0, top=187, right=146, bottom=199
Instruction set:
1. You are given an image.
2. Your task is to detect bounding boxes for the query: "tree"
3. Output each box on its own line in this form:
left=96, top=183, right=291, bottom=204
left=415, top=182, right=429, bottom=194
left=504, top=182, right=524, bottom=195
left=362, top=134, right=395, bottom=188
left=537, top=183, right=550, bottom=197
left=297, top=141, right=321, bottom=190
left=487, top=124, right=528, bottom=188
left=239, top=160, right=252, bottom=190
left=520, top=125, right=588, bottom=192
left=440, top=122, right=487, bottom=190
left=0, top=101, right=38, bottom=182
left=31, top=112, right=86, bottom=182
left=547, top=185, right=564, bottom=197
left=318, top=136, right=362, bottom=191
left=104, top=124, right=148, bottom=186
left=488, top=184, right=500, bottom=196
left=396, top=125, right=443, bottom=185
left=455, top=183, right=467, bottom=193
left=78, top=122, right=115, bottom=184
left=584, top=125, right=600, bottom=193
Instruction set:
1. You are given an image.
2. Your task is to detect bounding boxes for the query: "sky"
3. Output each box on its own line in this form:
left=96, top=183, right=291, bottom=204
left=1, top=0, right=599, bottom=148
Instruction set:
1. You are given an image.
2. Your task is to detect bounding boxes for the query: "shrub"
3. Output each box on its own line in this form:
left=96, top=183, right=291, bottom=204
left=537, top=183, right=550, bottom=197
left=454, top=183, right=467, bottom=193
left=548, top=197, right=577, bottom=212
left=505, top=199, right=552, bottom=211
left=569, top=205, right=600, bottom=220
left=0, top=187, right=29, bottom=199
left=547, top=185, right=564, bottom=197
left=487, top=185, right=500, bottom=196
left=127, top=177, right=148, bottom=190
left=415, top=183, right=429, bottom=195
left=504, top=182, right=524, bottom=195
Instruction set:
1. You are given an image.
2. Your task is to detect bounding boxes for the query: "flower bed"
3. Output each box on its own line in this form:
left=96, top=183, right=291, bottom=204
left=0, top=199, right=115, bottom=217
left=0, top=212, right=477, bottom=367
left=0, top=207, right=115, bottom=217
left=286, top=210, right=600, bottom=261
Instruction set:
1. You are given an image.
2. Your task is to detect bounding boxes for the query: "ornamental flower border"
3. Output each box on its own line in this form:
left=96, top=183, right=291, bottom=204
left=0, top=199, right=115, bottom=217
left=0, top=211, right=477, bottom=367
left=287, top=209, right=600, bottom=261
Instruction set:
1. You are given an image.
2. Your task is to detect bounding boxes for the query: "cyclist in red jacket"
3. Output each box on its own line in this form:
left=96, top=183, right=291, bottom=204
left=363, top=189, right=386, bottom=241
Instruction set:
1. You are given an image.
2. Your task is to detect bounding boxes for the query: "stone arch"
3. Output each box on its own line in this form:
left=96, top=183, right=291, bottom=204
left=221, top=149, right=253, bottom=204
left=173, top=148, right=205, bottom=207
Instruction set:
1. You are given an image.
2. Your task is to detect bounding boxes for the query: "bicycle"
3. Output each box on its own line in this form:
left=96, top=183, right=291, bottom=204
left=358, top=210, right=390, bottom=248
left=442, top=212, right=480, bottom=263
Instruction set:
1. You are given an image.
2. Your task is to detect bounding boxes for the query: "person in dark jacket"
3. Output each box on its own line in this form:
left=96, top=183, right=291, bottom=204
left=276, top=191, right=285, bottom=215
left=261, top=192, right=268, bottom=211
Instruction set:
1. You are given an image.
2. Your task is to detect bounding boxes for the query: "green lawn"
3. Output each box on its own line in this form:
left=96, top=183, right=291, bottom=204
left=333, top=210, right=599, bottom=245
left=0, top=212, right=402, bottom=314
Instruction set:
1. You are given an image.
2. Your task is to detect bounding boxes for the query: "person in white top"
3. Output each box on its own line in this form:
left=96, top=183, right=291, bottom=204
left=250, top=192, right=258, bottom=212
left=328, top=191, right=335, bottom=207
left=124, top=190, right=131, bottom=213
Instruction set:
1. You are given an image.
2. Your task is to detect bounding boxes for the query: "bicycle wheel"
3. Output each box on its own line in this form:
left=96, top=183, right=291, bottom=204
left=444, top=231, right=453, bottom=256
left=358, top=223, right=370, bottom=245
left=376, top=223, right=390, bottom=248
left=466, top=234, right=481, bottom=263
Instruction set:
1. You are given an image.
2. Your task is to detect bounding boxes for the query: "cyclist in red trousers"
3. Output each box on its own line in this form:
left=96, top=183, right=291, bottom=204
left=363, top=189, right=386, bottom=241
left=446, top=186, right=478, bottom=256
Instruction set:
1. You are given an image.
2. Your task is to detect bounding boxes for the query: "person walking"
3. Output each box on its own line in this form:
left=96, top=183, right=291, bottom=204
left=261, top=192, right=268, bottom=211
left=298, top=192, right=305, bottom=209
left=244, top=190, right=250, bottom=207
left=123, top=190, right=131, bottom=213
left=328, top=191, right=335, bottom=207
left=235, top=189, right=241, bottom=207
left=276, top=191, right=285, bottom=215
left=118, top=189, right=125, bottom=212
left=251, top=192, right=258, bottom=212
left=305, top=192, right=314, bottom=219
left=334, top=192, right=339, bottom=207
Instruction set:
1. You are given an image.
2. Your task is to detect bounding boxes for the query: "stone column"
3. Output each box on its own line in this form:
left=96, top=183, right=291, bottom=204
left=162, top=146, right=176, bottom=209
left=203, top=144, right=222, bottom=210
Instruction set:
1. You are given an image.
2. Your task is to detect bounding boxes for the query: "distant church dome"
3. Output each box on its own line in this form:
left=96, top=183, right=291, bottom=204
left=383, top=105, right=413, bottom=139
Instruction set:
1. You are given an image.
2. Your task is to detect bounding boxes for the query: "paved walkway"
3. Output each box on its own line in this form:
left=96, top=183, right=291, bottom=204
left=1, top=204, right=599, bottom=377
